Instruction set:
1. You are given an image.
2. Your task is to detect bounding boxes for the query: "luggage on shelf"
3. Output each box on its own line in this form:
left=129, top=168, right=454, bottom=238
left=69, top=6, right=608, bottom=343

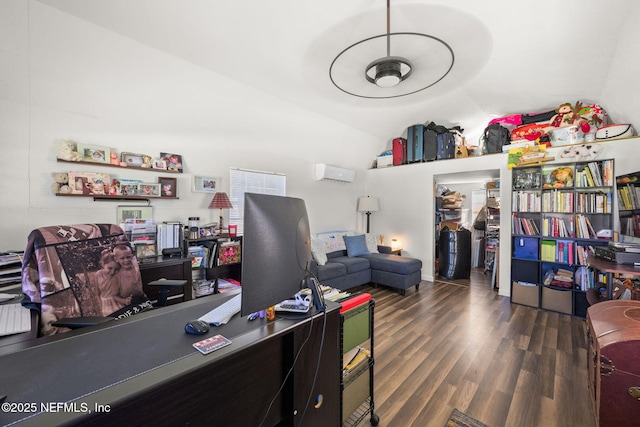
left=392, top=137, right=407, bottom=165
left=407, top=124, right=425, bottom=163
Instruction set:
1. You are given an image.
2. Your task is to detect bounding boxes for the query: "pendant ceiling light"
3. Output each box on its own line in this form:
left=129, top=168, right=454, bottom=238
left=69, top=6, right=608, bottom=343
left=364, top=0, right=412, bottom=88
left=329, top=0, right=455, bottom=99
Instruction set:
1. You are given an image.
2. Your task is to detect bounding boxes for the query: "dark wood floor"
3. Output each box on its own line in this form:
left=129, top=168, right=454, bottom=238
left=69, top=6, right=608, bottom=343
left=359, top=268, right=595, bottom=427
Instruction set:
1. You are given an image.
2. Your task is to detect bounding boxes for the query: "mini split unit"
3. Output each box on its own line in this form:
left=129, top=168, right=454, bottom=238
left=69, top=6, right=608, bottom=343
left=315, top=163, right=356, bottom=183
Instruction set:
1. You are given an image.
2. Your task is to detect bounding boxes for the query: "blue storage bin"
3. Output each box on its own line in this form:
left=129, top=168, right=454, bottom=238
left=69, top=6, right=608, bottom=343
left=513, top=237, right=539, bottom=260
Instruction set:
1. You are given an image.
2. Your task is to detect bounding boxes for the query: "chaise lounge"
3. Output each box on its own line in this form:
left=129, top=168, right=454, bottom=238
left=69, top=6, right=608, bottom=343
left=309, top=231, right=422, bottom=295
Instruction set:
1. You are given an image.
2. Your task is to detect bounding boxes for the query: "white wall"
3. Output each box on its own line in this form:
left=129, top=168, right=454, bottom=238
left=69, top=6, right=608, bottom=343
left=0, top=0, right=381, bottom=250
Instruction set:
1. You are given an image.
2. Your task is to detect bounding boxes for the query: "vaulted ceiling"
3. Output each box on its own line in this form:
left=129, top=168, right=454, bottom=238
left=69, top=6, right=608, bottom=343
left=38, top=0, right=637, bottom=143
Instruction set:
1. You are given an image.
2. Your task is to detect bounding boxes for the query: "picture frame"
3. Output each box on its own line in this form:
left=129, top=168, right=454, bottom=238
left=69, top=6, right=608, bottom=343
left=192, top=175, right=219, bottom=193
left=77, top=143, right=110, bottom=164
left=158, top=177, right=177, bottom=198
left=160, top=152, right=184, bottom=173
left=116, top=205, right=153, bottom=223
left=120, top=152, right=147, bottom=168
left=152, top=159, right=167, bottom=170
left=67, top=172, right=111, bottom=195
left=138, top=183, right=161, bottom=197
left=112, top=179, right=142, bottom=196
left=134, top=243, right=157, bottom=259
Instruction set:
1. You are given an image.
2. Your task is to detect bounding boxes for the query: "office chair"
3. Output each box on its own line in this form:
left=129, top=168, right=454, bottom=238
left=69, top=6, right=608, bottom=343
left=21, top=223, right=186, bottom=337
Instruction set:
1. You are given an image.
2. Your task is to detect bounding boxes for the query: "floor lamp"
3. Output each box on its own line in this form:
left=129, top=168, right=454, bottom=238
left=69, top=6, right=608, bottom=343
left=357, top=196, right=379, bottom=233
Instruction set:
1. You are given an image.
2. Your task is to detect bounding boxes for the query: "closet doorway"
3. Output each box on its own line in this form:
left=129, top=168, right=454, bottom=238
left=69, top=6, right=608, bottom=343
left=434, top=169, right=499, bottom=283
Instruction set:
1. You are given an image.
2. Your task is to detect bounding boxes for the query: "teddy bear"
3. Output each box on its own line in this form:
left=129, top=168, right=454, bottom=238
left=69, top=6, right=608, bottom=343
left=110, top=151, right=127, bottom=167
left=51, top=172, right=71, bottom=194
left=141, top=155, right=153, bottom=168
left=559, top=143, right=603, bottom=161
left=57, top=140, right=82, bottom=162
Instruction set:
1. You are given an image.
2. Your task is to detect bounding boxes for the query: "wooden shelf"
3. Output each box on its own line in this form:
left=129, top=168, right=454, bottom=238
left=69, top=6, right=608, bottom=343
left=57, top=158, right=181, bottom=174
left=55, top=193, right=178, bottom=201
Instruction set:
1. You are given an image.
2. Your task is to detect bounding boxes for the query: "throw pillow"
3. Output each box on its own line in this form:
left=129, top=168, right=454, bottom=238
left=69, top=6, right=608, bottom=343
left=364, top=233, right=379, bottom=253
left=311, top=236, right=328, bottom=266
left=344, top=234, right=370, bottom=257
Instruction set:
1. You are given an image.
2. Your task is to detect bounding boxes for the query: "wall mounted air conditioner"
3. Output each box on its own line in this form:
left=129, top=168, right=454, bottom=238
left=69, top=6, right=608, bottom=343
left=315, top=163, right=356, bottom=183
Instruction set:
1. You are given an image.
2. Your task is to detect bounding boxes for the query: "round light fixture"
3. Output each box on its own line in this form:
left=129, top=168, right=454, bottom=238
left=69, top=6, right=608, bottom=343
left=365, top=56, right=413, bottom=88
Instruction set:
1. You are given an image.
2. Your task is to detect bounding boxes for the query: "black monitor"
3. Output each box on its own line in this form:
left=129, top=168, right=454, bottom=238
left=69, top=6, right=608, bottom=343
left=240, top=193, right=324, bottom=316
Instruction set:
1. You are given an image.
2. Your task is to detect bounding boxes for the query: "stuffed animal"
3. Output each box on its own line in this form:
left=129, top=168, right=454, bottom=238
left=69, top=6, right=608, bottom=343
left=559, top=143, right=603, bottom=161
left=110, top=151, right=127, bottom=167
left=51, top=172, right=71, bottom=194
left=57, top=140, right=82, bottom=162
left=543, top=166, right=574, bottom=188
left=141, top=155, right=152, bottom=168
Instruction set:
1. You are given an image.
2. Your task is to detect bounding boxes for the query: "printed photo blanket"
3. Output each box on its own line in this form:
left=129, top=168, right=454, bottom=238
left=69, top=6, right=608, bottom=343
left=22, top=224, right=152, bottom=336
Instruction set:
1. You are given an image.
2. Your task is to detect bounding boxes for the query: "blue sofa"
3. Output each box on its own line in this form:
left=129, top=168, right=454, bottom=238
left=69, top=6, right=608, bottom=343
left=309, top=232, right=422, bottom=295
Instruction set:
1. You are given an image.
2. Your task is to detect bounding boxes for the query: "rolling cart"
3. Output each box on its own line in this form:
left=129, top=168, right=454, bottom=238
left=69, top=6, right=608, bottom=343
left=340, top=294, right=379, bottom=426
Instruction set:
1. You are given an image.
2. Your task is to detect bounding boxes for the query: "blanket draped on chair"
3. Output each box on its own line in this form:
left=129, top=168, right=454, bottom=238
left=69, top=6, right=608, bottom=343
left=22, top=224, right=152, bottom=336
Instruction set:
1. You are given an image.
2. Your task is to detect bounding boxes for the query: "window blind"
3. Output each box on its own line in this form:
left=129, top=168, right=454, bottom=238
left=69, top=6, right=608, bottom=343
left=229, top=168, right=286, bottom=235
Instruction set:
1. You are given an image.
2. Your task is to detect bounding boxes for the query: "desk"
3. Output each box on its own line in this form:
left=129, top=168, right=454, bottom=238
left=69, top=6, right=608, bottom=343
left=0, top=292, right=340, bottom=426
left=587, top=254, right=640, bottom=299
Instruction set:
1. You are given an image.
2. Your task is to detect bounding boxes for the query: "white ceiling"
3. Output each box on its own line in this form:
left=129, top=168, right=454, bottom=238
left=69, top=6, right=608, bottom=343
left=38, top=0, right=636, bottom=143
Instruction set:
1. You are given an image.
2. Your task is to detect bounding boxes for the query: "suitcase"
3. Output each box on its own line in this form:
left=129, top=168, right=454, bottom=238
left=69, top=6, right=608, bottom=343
left=392, top=137, right=407, bottom=166
left=406, top=124, right=424, bottom=163
left=438, top=228, right=472, bottom=279
left=423, top=128, right=438, bottom=161
left=436, top=132, right=456, bottom=160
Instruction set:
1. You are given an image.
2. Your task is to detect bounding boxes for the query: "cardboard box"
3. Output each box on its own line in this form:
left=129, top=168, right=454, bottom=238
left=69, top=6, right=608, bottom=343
left=512, top=281, right=539, bottom=307
left=541, top=285, right=572, bottom=314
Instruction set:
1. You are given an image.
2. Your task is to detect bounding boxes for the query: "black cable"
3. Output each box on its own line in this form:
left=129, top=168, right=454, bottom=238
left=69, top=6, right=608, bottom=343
left=257, top=309, right=315, bottom=427
left=298, top=307, right=327, bottom=423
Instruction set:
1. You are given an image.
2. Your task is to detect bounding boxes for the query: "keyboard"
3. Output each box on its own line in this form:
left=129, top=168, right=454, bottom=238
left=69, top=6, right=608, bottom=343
left=0, top=303, right=31, bottom=336
left=198, top=294, right=241, bottom=326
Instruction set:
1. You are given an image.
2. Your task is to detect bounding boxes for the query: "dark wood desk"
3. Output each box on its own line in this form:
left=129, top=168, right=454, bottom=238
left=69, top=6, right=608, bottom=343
left=587, top=254, right=640, bottom=299
left=0, top=293, right=340, bottom=427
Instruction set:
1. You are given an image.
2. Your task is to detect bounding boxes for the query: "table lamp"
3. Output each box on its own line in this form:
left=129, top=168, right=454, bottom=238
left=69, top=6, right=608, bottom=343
left=357, top=196, right=379, bottom=233
left=209, top=192, right=233, bottom=233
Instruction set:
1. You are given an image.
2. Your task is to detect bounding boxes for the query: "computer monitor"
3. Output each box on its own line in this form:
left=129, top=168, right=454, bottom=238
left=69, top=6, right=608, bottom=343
left=240, top=193, right=324, bottom=316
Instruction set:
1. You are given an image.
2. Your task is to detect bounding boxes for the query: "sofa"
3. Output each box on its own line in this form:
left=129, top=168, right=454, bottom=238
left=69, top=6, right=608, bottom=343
left=309, top=231, right=422, bottom=296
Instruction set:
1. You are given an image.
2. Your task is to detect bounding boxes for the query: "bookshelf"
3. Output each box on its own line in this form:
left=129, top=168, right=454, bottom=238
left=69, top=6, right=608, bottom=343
left=616, top=170, right=640, bottom=237
left=510, top=159, right=614, bottom=317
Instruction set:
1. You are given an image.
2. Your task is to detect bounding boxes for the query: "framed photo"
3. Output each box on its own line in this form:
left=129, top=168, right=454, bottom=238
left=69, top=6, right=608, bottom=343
left=158, top=177, right=177, bottom=198
left=138, top=183, right=161, bottom=197
left=117, top=205, right=153, bottom=223
left=120, top=152, right=147, bottom=168
left=152, top=159, right=167, bottom=170
left=193, top=175, right=219, bottom=193
left=134, top=243, right=157, bottom=259
left=111, top=179, right=142, bottom=196
left=77, top=144, right=110, bottom=164
left=160, top=152, right=184, bottom=173
left=67, top=172, right=110, bottom=195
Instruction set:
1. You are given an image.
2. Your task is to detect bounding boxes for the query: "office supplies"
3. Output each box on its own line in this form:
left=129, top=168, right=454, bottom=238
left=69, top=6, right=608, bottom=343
left=274, top=301, right=310, bottom=313
left=198, top=293, right=241, bottom=326
left=0, top=303, right=31, bottom=337
left=184, top=319, right=210, bottom=335
left=192, top=334, right=232, bottom=355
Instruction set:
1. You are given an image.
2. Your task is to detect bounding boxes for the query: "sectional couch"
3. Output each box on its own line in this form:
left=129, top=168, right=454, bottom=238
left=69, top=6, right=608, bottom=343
left=309, top=231, right=422, bottom=296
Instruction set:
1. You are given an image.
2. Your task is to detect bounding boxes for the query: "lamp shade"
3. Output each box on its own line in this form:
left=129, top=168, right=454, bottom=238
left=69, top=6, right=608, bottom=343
left=357, top=196, right=379, bottom=213
left=209, top=192, right=233, bottom=209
